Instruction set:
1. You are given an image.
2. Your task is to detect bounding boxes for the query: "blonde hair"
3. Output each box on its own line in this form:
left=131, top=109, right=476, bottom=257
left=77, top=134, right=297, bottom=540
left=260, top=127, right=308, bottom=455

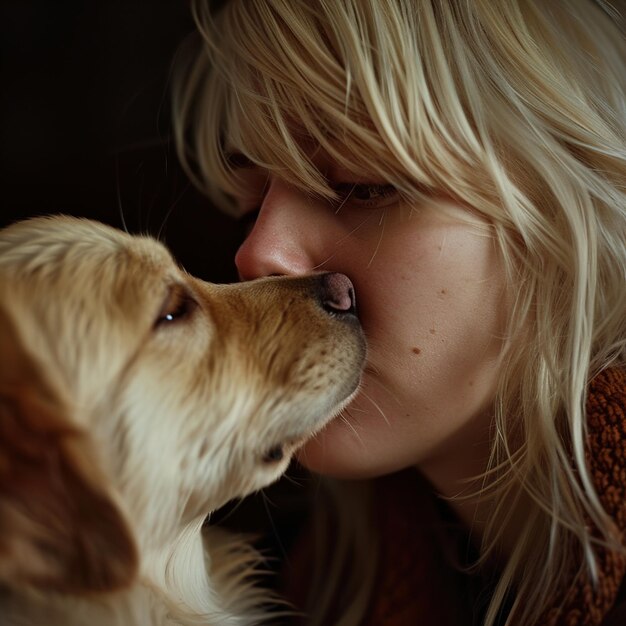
left=173, top=0, right=626, bottom=624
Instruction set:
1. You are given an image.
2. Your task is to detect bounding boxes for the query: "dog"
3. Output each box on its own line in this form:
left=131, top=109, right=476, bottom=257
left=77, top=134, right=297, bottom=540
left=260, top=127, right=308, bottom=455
left=0, top=215, right=366, bottom=625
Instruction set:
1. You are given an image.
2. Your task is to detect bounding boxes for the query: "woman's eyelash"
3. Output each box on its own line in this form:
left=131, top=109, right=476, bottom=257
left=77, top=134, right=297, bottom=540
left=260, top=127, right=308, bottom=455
left=330, top=183, right=399, bottom=207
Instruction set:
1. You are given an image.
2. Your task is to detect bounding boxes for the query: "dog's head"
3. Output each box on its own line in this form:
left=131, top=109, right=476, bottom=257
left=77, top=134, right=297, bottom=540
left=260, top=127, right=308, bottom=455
left=0, top=215, right=365, bottom=592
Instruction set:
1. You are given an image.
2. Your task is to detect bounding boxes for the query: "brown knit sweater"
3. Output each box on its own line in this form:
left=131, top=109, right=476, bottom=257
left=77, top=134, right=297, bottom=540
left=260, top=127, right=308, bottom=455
left=541, top=367, right=626, bottom=626
left=286, top=368, right=626, bottom=625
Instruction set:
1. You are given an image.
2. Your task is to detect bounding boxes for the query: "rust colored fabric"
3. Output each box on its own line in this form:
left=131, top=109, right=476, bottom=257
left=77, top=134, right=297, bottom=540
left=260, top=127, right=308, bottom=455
left=359, top=470, right=475, bottom=626
left=539, top=368, right=626, bottom=626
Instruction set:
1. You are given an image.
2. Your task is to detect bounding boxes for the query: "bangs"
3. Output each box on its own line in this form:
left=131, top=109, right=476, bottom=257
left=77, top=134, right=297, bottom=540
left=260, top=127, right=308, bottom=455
left=185, top=0, right=490, bottom=213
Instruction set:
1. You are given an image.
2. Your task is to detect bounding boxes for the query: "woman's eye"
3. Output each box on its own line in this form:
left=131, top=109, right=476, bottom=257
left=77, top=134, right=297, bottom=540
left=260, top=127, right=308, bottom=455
left=155, top=285, right=198, bottom=328
left=330, top=183, right=399, bottom=209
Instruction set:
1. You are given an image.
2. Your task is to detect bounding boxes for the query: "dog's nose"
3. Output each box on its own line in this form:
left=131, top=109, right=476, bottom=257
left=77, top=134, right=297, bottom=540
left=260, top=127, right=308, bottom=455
left=319, top=272, right=357, bottom=316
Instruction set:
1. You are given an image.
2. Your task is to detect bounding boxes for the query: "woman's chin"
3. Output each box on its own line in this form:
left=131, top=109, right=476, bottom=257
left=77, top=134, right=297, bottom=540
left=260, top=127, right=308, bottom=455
left=295, top=422, right=396, bottom=480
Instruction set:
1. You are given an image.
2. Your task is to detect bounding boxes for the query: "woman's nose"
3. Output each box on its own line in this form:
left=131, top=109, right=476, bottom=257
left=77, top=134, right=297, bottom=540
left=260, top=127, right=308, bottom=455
left=235, top=177, right=318, bottom=280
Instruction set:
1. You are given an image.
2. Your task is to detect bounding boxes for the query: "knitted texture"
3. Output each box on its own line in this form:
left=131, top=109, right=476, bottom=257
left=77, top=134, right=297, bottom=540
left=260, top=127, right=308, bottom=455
left=541, top=368, right=626, bottom=626
left=361, top=471, right=470, bottom=626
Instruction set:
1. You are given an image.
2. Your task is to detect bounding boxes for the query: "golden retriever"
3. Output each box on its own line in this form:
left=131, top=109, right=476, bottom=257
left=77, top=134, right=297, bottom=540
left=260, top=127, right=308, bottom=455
left=0, top=215, right=365, bottom=625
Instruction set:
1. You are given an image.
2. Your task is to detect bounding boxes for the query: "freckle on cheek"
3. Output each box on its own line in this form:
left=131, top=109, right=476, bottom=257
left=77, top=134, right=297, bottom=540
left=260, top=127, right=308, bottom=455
left=429, top=328, right=436, bottom=335
left=412, top=347, right=421, bottom=355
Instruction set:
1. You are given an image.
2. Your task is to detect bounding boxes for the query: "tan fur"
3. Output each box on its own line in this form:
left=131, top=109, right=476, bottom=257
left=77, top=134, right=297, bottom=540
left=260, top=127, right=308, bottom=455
left=0, top=215, right=365, bottom=625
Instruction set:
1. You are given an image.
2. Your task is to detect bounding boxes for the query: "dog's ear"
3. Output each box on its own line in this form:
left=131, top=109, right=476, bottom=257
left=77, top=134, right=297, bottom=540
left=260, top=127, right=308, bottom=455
left=0, top=304, right=138, bottom=593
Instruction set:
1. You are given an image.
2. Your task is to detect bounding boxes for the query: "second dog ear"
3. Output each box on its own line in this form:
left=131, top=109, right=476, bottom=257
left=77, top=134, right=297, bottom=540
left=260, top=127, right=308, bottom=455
left=0, top=304, right=138, bottom=594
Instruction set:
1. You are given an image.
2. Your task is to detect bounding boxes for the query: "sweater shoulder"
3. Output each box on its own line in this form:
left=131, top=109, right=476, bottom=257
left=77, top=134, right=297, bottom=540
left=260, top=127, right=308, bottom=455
left=586, top=367, right=626, bottom=519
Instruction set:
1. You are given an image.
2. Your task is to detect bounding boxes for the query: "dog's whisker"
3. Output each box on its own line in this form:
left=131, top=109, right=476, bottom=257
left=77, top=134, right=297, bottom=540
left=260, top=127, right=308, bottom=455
left=259, top=491, right=291, bottom=568
left=344, top=404, right=368, bottom=414
left=115, top=155, right=130, bottom=235
left=360, top=362, right=403, bottom=408
left=280, top=470, right=306, bottom=489
left=156, top=182, right=191, bottom=242
left=357, top=390, right=391, bottom=427
left=338, top=410, right=366, bottom=446
left=207, top=497, right=247, bottom=527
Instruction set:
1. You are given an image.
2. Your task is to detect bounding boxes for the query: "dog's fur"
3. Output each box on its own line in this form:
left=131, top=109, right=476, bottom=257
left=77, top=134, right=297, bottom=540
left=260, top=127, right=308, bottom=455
left=0, top=215, right=365, bottom=625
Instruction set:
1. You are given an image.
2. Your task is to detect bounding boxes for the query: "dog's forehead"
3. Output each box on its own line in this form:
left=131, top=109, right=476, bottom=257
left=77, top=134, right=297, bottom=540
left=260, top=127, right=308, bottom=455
left=0, top=216, right=182, bottom=335
left=1, top=216, right=176, bottom=284
left=116, top=234, right=177, bottom=281
left=60, top=223, right=180, bottom=318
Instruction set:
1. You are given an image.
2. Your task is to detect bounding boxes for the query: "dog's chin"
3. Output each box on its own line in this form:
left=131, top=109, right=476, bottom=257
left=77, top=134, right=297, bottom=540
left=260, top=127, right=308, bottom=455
left=185, top=415, right=351, bottom=518
left=277, top=385, right=361, bottom=471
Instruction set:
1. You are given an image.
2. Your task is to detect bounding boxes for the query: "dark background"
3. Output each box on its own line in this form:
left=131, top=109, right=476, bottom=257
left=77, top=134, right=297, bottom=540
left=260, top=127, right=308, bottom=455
left=1, top=0, right=244, bottom=283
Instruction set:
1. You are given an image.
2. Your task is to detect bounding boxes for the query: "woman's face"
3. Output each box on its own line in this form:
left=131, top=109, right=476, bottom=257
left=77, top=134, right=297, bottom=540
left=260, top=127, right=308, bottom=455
left=233, top=159, right=507, bottom=495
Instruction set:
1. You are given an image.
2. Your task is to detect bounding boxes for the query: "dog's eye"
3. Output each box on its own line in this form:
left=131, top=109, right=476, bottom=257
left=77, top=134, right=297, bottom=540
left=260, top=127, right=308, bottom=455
left=155, top=285, right=197, bottom=327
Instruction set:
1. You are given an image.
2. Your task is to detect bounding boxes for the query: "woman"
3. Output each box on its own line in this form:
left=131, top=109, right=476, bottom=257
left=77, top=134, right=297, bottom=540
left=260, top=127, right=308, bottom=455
left=173, top=1, right=626, bottom=624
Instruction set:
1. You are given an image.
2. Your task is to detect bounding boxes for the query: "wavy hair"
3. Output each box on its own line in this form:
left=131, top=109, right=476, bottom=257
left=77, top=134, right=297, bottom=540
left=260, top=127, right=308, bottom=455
left=173, top=1, right=626, bottom=624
